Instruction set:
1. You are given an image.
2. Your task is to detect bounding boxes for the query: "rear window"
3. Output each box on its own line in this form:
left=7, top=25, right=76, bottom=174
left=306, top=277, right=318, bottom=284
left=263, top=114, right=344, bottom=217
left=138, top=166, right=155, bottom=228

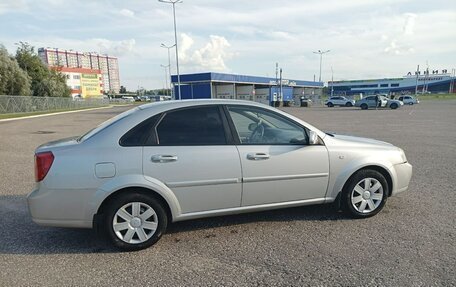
left=78, top=107, right=138, bottom=142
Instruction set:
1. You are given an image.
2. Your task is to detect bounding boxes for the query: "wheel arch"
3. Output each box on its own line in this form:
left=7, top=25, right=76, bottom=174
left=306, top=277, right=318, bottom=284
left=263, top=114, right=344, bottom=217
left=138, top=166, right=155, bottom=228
left=95, top=186, right=173, bottom=223
left=88, top=175, right=181, bottom=229
left=332, top=164, right=394, bottom=210
left=342, top=165, right=393, bottom=197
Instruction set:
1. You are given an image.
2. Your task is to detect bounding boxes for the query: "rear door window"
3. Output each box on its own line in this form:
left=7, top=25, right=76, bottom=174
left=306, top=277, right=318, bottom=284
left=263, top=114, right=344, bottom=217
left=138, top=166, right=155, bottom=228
left=156, top=106, right=227, bottom=145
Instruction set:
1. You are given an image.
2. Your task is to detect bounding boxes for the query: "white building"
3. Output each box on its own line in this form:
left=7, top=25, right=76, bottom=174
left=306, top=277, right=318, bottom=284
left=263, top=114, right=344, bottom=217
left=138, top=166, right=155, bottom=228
left=38, top=48, right=120, bottom=94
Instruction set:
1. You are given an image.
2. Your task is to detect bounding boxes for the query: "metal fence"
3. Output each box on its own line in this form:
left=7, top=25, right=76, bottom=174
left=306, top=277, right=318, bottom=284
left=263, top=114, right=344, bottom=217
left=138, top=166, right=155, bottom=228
left=0, top=95, right=110, bottom=114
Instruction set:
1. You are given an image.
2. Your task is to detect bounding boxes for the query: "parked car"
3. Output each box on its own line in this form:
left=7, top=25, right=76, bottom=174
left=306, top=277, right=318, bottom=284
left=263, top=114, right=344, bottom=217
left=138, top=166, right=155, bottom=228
left=121, top=96, right=135, bottom=103
left=398, top=95, right=419, bottom=105
left=299, top=96, right=312, bottom=107
left=385, top=96, right=404, bottom=109
left=355, top=95, right=388, bottom=109
left=28, top=100, right=412, bottom=251
left=325, top=96, right=355, bottom=107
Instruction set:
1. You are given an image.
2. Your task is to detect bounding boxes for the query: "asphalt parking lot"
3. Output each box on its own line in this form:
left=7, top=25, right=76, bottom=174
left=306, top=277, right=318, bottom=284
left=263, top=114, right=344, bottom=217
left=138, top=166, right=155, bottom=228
left=1, top=101, right=455, bottom=286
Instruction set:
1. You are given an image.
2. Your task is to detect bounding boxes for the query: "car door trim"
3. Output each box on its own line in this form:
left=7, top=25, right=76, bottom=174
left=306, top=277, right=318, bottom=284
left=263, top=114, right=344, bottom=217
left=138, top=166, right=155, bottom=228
left=243, top=172, right=329, bottom=183
left=166, top=178, right=241, bottom=188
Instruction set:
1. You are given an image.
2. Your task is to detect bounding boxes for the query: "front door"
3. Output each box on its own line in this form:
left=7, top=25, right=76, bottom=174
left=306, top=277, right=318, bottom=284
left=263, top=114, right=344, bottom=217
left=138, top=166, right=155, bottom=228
left=226, top=105, right=330, bottom=206
left=142, top=105, right=242, bottom=213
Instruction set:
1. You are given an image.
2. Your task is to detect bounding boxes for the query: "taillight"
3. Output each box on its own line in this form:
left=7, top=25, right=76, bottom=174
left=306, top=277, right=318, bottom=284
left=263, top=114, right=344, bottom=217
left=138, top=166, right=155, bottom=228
left=35, top=151, right=54, bottom=182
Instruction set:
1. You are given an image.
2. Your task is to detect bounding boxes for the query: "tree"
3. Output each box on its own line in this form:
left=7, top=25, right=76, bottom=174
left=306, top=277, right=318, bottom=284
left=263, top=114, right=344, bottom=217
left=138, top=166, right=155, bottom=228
left=15, top=42, right=70, bottom=97
left=0, top=45, right=31, bottom=96
left=119, top=85, right=127, bottom=93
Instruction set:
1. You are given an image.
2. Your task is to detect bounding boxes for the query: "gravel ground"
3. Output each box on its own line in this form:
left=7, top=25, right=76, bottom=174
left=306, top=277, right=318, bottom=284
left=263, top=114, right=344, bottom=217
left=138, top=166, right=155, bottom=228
left=0, top=101, right=455, bottom=286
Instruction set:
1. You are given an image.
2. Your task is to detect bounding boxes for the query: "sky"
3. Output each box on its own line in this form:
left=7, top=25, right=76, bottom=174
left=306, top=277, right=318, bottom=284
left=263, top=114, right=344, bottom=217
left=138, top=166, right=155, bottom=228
left=1, top=0, right=455, bottom=90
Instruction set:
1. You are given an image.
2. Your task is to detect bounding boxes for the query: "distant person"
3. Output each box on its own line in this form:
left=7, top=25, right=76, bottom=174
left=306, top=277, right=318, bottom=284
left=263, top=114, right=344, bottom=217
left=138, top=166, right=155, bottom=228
left=375, top=95, right=379, bottom=110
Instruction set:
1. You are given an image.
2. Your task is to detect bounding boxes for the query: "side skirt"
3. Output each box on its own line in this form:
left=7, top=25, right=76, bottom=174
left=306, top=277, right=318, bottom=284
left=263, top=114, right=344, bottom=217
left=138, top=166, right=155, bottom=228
left=173, top=197, right=335, bottom=222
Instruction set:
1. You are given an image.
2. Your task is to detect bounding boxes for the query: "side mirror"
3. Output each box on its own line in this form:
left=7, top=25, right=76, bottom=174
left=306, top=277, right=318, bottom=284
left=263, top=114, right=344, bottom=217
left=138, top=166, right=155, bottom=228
left=308, top=130, right=319, bottom=145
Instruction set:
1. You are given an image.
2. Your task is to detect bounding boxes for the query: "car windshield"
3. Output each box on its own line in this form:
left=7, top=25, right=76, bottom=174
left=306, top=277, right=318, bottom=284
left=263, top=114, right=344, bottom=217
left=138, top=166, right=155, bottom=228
left=78, top=107, right=138, bottom=142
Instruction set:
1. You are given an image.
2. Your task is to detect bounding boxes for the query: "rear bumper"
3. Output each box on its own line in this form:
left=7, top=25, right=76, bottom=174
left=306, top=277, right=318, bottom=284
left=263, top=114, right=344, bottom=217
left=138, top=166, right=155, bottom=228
left=27, top=188, right=93, bottom=228
left=391, top=162, right=413, bottom=196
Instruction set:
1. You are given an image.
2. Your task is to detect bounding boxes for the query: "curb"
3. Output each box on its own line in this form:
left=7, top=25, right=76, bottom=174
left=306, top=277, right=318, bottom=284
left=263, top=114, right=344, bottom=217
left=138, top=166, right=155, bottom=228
left=0, top=105, right=117, bottom=123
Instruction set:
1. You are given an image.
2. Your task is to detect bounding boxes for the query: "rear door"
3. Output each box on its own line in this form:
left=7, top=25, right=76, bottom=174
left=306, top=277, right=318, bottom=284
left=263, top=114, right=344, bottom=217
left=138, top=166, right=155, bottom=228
left=142, top=105, right=242, bottom=213
left=365, top=96, right=377, bottom=107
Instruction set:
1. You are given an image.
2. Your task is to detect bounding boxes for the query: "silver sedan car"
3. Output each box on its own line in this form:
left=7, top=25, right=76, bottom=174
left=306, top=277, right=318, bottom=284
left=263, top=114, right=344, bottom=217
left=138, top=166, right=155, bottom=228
left=28, top=100, right=412, bottom=250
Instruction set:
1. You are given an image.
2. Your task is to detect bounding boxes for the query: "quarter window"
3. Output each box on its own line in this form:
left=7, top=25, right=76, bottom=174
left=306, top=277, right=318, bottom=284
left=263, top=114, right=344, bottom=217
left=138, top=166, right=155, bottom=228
left=120, top=114, right=161, bottom=146
left=156, top=106, right=227, bottom=145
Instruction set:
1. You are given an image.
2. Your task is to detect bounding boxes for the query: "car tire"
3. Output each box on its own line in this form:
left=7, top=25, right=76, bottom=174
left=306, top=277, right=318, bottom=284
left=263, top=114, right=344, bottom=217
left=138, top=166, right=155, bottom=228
left=327, top=102, right=334, bottom=107
left=409, top=102, right=414, bottom=105
left=390, top=103, right=398, bottom=109
left=360, top=103, right=368, bottom=110
left=342, top=169, right=388, bottom=218
left=104, top=192, right=168, bottom=251
left=345, top=102, right=353, bottom=107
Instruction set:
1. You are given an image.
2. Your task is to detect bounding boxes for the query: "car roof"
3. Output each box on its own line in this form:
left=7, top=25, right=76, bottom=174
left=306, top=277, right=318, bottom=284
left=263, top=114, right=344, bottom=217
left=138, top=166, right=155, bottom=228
left=138, top=99, right=271, bottom=111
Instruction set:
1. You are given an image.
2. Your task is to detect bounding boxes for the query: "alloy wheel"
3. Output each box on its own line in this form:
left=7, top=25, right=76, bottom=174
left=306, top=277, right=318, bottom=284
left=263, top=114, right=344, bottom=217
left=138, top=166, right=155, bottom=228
left=351, top=178, right=384, bottom=214
left=112, top=202, right=158, bottom=244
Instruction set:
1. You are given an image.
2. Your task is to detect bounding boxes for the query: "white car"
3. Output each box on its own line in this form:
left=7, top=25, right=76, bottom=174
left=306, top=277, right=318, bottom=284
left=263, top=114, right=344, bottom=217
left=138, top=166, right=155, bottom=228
left=325, top=96, right=355, bottom=107
left=384, top=97, right=404, bottom=109
left=28, top=100, right=412, bottom=250
left=121, top=96, right=135, bottom=103
left=398, top=95, right=419, bottom=105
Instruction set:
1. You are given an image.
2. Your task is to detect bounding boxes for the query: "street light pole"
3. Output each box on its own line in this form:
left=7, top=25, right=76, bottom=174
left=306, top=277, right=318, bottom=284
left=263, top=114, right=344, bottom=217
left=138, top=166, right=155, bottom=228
left=313, top=49, right=330, bottom=82
left=160, top=64, right=170, bottom=97
left=160, top=43, right=176, bottom=98
left=159, top=0, right=182, bottom=100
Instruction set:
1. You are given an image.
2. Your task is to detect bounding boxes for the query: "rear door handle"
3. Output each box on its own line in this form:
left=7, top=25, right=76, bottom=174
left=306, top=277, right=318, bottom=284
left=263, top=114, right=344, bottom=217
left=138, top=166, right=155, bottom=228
left=151, top=155, right=178, bottom=163
left=247, top=153, right=270, bottom=160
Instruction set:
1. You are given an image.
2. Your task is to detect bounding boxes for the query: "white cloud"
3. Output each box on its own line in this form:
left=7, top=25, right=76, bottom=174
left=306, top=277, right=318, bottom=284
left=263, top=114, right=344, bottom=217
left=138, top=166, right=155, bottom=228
left=119, top=8, right=135, bottom=18
left=179, top=34, right=234, bottom=71
left=93, top=38, right=136, bottom=56
left=0, top=0, right=28, bottom=14
left=383, top=40, right=415, bottom=55
left=403, top=13, right=417, bottom=35
left=179, top=33, right=195, bottom=62
left=383, top=13, right=419, bottom=55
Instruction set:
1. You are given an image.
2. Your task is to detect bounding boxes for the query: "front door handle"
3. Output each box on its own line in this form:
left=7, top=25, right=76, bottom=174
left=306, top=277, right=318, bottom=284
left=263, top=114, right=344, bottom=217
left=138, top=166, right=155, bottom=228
left=151, top=155, right=178, bottom=163
left=247, top=153, right=270, bottom=160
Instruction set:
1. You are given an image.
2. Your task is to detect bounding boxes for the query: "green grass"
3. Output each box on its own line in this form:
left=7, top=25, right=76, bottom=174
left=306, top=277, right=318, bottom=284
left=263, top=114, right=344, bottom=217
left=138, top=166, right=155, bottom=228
left=0, top=106, right=109, bottom=120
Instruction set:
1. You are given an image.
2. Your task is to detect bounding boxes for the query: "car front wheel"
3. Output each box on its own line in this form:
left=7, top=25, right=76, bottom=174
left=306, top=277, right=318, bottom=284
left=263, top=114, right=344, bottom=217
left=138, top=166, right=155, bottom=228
left=360, top=103, right=368, bottom=110
left=342, top=169, right=388, bottom=218
left=345, top=102, right=353, bottom=107
left=104, top=192, right=168, bottom=251
left=327, top=102, right=334, bottom=107
left=390, top=103, right=398, bottom=109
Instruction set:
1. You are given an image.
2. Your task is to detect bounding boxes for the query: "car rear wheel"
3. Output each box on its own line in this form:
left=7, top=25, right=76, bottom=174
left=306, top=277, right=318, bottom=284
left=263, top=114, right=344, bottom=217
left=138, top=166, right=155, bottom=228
left=360, top=103, right=368, bottom=110
left=342, top=169, right=388, bottom=218
left=104, top=192, right=168, bottom=251
left=390, top=103, right=398, bottom=109
left=327, top=102, right=334, bottom=107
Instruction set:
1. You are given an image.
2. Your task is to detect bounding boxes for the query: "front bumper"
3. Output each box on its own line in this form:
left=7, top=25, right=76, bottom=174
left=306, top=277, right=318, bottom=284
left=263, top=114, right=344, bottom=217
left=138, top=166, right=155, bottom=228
left=391, top=162, right=413, bottom=196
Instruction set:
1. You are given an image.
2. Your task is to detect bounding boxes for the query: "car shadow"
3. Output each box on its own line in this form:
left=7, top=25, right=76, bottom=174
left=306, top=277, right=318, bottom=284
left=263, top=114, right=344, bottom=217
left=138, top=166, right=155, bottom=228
left=0, top=195, right=348, bottom=255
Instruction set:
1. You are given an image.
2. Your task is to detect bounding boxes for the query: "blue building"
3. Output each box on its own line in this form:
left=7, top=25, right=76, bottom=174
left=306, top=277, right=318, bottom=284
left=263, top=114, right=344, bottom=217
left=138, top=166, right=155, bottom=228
left=170, top=72, right=323, bottom=105
left=328, top=72, right=455, bottom=96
